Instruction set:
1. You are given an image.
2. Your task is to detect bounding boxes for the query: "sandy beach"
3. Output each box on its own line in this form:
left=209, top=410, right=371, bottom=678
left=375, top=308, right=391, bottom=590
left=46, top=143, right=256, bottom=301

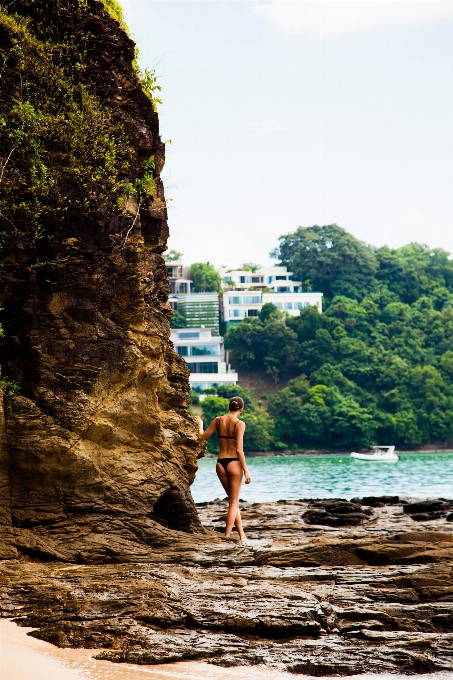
left=2, top=619, right=453, bottom=680
left=0, top=619, right=295, bottom=680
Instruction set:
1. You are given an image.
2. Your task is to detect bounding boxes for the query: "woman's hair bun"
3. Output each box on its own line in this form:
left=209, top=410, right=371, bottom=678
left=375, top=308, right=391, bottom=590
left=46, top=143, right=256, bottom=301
left=228, top=396, right=244, bottom=412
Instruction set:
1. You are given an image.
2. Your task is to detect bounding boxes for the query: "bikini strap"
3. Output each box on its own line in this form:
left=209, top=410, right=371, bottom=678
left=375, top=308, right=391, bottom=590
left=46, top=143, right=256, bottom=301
left=217, top=415, right=238, bottom=439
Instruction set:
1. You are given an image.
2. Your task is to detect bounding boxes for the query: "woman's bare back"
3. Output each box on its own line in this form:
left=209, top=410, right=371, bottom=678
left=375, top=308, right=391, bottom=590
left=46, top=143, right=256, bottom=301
left=216, top=414, right=240, bottom=458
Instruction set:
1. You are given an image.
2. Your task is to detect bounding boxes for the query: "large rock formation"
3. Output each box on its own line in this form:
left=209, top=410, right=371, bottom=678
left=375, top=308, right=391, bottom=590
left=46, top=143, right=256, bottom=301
left=0, top=0, right=204, bottom=562
left=1, top=497, right=453, bottom=674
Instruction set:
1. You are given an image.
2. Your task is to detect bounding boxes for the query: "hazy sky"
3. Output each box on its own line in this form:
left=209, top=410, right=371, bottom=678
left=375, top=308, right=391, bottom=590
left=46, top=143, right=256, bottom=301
left=122, top=0, right=453, bottom=267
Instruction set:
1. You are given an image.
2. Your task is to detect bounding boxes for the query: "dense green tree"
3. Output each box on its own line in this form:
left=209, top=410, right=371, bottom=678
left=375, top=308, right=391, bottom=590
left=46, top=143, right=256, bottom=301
left=216, top=384, right=255, bottom=410
left=262, top=320, right=299, bottom=380
left=225, top=317, right=298, bottom=378
left=241, top=411, right=274, bottom=452
left=189, top=262, right=221, bottom=293
left=268, top=380, right=332, bottom=447
left=190, top=390, right=200, bottom=405
left=230, top=227, right=453, bottom=449
left=201, top=396, right=229, bottom=424
left=270, top=224, right=378, bottom=301
left=330, top=394, right=375, bottom=448
left=375, top=243, right=453, bottom=304
left=224, top=318, right=264, bottom=370
left=259, top=302, right=279, bottom=322
left=170, top=309, right=187, bottom=329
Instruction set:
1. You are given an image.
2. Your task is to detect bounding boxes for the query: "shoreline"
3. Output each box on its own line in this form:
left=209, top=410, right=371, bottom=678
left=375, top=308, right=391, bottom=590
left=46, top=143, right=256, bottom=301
left=204, top=447, right=453, bottom=458
left=0, top=619, right=295, bottom=680
left=2, top=620, right=452, bottom=680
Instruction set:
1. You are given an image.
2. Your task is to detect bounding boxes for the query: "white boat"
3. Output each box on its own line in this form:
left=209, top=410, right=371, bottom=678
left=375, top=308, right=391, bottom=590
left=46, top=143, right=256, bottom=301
left=350, top=446, right=398, bottom=462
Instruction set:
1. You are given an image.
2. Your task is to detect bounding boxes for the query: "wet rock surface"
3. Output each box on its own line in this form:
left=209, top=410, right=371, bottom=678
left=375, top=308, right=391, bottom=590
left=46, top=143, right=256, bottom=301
left=302, top=499, right=373, bottom=527
left=1, top=496, right=453, bottom=675
left=403, top=500, right=453, bottom=522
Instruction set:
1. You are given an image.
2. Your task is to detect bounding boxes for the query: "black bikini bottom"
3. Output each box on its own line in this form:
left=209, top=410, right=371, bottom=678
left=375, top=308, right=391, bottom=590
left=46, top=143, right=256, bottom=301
left=217, top=458, right=240, bottom=471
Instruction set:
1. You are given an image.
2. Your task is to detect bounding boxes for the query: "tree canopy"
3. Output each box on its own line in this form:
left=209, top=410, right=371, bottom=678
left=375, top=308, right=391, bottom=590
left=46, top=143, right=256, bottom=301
left=170, top=309, right=187, bottom=329
left=270, top=224, right=378, bottom=301
left=241, top=262, right=260, bottom=272
left=189, top=262, right=221, bottom=293
left=164, top=249, right=183, bottom=262
left=224, top=226, right=453, bottom=450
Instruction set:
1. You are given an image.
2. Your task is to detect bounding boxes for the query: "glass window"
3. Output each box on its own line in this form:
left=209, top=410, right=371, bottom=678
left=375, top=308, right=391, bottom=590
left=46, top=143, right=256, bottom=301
left=179, top=332, right=200, bottom=339
left=294, top=302, right=302, bottom=310
left=248, top=309, right=258, bottom=317
left=284, top=302, right=293, bottom=310
left=177, top=346, right=188, bottom=356
left=243, top=295, right=261, bottom=304
left=276, top=275, right=287, bottom=280
left=278, top=287, right=289, bottom=292
left=251, top=277, right=263, bottom=283
left=304, top=302, right=310, bottom=308
left=240, top=275, right=252, bottom=284
left=191, top=345, right=217, bottom=356
left=275, top=302, right=283, bottom=310
left=293, top=286, right=299, bottom=293
left=229, top=296, right=240, bottom=304
left=267, top=276, right=274, bottom=283
left=230, top=309, right=240, bottom=318
left=187, top=362, right=218, bottom=374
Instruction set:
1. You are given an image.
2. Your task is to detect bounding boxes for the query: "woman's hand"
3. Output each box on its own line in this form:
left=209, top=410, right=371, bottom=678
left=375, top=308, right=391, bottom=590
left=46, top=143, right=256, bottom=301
left=194, top=416, right=203, bottom=431
left=244, top=471, right=252, bottom=484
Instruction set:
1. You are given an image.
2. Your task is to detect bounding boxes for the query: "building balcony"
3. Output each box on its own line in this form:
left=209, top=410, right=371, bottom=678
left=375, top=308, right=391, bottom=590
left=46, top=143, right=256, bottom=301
left=189, top=372, right=239, bottom=385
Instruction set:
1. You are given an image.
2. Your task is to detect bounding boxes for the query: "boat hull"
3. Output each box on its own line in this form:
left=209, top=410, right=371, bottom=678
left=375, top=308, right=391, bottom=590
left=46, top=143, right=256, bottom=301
left=350, top=452, right=399, bottom=462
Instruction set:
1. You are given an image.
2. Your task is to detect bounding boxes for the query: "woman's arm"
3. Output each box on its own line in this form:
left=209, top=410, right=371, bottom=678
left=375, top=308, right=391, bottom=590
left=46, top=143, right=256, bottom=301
left=235, top=421, right=251, bottom=484
left=194, top=416, right=218, bottom=441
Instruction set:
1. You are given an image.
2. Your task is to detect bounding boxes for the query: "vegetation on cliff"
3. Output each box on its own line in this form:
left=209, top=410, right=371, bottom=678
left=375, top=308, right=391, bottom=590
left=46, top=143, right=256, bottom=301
left=0, top=4, right=126, bottom=247
left=0, top=0, right=164, bottom=272
left=225, top=226, right=453, bottom=450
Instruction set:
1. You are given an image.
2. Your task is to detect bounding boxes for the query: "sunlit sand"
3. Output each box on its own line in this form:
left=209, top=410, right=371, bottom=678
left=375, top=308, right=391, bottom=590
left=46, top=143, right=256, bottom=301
left=0, top=619, right=292, bottom=680
left=1, top=619, right=452, bottom=680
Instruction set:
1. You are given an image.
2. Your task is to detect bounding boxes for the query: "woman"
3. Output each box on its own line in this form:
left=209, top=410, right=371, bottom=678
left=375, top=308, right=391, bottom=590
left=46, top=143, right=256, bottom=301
left=195, top=396, right=251, bottom=543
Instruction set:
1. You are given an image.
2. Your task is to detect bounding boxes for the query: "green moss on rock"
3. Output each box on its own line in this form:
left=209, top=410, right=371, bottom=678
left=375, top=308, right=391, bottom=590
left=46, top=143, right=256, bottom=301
left=0, top=0, right=158, bottom=255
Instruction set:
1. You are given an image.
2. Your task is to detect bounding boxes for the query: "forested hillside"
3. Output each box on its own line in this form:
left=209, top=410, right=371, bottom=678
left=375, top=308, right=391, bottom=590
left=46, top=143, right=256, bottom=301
left=223, top=225, right=453, bottom=450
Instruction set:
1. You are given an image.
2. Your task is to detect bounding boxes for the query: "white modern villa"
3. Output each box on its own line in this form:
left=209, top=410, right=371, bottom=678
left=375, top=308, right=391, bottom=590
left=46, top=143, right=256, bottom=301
left=219, top=266, right=323, bottom=329
left=170, top=328, right=238, bottom=392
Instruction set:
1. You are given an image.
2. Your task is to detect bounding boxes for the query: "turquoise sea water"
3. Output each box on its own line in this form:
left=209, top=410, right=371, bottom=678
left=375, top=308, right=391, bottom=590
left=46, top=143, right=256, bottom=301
left=190, top=452, right=453, bottom=504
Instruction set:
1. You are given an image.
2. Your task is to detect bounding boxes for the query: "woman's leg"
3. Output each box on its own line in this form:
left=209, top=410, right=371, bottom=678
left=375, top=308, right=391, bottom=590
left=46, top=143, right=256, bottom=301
left=216, top=462, right=246, bottom=540
left=224, top=462, right=246, bottom=541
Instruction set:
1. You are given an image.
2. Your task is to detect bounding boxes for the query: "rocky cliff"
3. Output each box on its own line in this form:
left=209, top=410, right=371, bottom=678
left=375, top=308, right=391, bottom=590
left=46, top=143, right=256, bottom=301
left=0, top=0, right=204, bottom=563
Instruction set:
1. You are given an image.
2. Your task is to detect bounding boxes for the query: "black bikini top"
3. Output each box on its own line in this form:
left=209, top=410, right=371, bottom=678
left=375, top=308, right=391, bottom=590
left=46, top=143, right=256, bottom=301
left=216, top=416, right=239, bottom=440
